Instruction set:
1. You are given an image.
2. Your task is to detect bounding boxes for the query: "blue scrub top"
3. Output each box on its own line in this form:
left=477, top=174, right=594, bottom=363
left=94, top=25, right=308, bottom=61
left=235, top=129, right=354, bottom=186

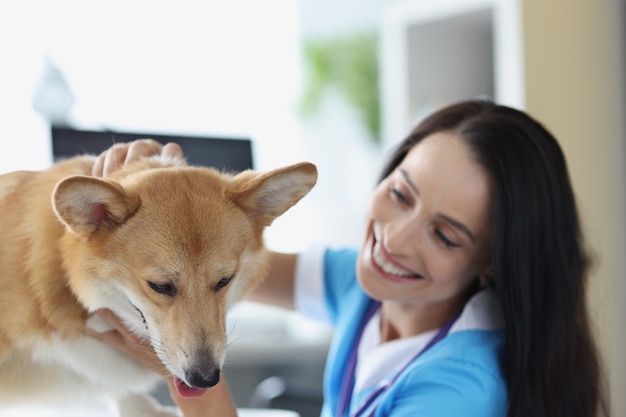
left=294, top=246, right=508, bottom=417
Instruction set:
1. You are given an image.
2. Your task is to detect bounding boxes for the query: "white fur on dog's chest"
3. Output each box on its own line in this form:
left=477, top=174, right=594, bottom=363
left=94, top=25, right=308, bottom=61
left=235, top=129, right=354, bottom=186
left=29, top=333, right=159, bottom=404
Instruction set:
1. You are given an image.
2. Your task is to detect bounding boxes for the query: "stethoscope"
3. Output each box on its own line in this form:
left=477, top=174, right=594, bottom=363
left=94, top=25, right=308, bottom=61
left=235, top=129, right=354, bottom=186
left=336, top=301, right=461, bottom=417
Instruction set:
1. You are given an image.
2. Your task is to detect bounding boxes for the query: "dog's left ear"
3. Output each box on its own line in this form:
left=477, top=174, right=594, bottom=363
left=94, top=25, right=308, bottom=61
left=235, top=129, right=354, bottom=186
left=52, top=175, right=140, bottom=236
left=231, top=162, right=318, bottom=227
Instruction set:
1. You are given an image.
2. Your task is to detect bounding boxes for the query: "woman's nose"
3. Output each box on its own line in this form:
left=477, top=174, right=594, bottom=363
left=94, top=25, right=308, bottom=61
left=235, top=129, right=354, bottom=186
left=383, top=216, right=422, bottom=256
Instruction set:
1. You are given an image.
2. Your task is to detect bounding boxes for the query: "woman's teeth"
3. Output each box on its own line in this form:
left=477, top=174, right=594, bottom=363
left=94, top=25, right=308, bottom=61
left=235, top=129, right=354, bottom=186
left=373, top=244, right=418, bottom=278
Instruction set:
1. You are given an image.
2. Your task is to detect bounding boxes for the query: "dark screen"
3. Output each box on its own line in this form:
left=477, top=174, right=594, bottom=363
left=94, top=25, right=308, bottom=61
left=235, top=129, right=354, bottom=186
left=51, top=127, right=254, bottom=172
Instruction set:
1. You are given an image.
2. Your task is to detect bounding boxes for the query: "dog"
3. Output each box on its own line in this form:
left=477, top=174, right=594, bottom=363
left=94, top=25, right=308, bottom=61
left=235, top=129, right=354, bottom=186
left=0, top=151, right=317, bottom=416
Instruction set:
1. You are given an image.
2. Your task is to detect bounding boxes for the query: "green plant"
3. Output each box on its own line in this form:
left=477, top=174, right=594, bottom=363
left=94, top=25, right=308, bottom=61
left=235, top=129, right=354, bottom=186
left=298, top=31, right=380, bottom=145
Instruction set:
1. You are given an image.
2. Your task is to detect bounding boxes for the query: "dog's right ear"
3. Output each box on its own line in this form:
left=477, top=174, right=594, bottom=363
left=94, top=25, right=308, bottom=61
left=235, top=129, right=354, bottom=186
left=230, top=162, right=318, bottom=227
left=52, top=175, right=140, bottom=236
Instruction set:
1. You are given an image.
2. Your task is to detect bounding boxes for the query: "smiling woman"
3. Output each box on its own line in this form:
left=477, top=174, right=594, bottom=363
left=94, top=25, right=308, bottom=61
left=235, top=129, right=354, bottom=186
left=357, top=130, right=494, bottom=339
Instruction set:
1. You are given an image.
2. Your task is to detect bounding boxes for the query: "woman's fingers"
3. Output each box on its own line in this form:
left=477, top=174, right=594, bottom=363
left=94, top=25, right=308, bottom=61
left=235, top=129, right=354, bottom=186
left=162, top=142, right=184, bottom=160
left=123, top=139, right=166, bottom=168
left=91, top=139, right=183, bottom=178
left=84, top=309, right=141, bottom=351
left=84, top=309, right=168, bottom=376
left=91, top=142, right=130, bottom=177
left=95, top=308, right=135, bottom=338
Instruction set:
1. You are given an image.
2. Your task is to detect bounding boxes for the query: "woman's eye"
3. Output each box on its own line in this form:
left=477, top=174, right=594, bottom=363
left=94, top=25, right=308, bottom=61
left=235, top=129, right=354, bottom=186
left=436, top=230, right=460, bottom=248
left=391, top=187, right=410, bottom=204
left=148, top=281, right=177, bottom=297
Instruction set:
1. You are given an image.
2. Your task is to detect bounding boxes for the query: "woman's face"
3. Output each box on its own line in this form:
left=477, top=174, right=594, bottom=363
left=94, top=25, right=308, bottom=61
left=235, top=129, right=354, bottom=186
left=357, top=131, right=493, bottom=308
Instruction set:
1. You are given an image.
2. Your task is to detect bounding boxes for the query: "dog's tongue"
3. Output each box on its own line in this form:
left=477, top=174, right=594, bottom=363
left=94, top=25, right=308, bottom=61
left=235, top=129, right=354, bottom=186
left=174, top=376, right=208, bottom=398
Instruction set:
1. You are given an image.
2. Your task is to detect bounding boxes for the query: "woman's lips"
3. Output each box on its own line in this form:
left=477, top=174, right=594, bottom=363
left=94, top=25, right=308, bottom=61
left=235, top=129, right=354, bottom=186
left=371, top=240, right=423, bottom=283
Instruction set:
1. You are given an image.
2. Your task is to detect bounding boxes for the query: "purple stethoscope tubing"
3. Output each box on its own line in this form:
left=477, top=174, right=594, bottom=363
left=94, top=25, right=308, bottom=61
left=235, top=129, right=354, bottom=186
left=336, top=301, right=381, bottom=417
left=336, top=301, right=461, bottom=417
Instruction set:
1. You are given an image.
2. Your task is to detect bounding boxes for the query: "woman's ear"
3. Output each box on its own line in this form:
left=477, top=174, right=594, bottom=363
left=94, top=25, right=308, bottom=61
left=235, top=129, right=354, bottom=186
left=478, top=266, right=494, bottom=287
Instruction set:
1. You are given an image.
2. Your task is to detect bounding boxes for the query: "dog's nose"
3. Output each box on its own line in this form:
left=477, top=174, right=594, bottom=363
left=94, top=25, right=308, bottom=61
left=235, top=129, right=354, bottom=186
left=185, top=367, right=221, bottom=388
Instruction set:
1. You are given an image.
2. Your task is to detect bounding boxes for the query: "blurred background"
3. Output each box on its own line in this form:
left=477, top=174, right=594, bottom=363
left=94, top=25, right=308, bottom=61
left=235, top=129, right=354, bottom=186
left=0, top=0, right=624, bottom=416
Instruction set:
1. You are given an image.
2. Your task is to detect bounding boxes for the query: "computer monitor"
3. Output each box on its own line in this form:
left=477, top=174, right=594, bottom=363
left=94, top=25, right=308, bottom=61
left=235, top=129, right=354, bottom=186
left=51, top=127, right=254, bottom=172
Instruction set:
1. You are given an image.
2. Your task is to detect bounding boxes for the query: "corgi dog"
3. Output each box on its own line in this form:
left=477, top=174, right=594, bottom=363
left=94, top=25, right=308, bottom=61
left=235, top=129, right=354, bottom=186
left=0, top=153, right=317, bottom=416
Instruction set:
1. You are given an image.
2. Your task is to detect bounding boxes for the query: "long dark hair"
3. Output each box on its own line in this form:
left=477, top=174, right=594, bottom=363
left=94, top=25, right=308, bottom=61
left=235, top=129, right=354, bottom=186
left=380, top=100, right=609, bottom=417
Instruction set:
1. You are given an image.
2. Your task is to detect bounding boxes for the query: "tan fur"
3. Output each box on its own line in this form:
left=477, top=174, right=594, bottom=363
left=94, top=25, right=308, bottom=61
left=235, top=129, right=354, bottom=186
left=0, top=154, right=317, bottom=416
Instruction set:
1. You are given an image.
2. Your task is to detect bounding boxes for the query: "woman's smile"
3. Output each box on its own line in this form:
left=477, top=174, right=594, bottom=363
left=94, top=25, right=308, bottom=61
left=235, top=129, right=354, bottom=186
left=371, top=238, right=423, bottom=282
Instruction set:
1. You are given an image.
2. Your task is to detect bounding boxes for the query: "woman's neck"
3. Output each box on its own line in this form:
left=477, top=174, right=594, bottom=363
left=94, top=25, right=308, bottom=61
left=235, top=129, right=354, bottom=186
left=379, top=297, right=466, bottom=343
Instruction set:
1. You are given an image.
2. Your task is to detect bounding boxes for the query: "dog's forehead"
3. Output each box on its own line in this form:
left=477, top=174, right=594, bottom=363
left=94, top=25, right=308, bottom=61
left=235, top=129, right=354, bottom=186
left=132, top=167, right=225, bottom=196
left=123, top=201, right=253, bottom=252
left=127, top=169, right=239, bottom=216
left=116, top=219, right=254, bottom=284
left=110, top=168, right=261, bottom=270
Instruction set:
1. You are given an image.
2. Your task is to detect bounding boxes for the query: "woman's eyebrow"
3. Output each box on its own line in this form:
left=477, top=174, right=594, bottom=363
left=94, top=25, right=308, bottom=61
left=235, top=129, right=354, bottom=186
left=437, top=213, right=476, bottom=243
left=399, top=168, right=476, bottom=243
left=399, top=168, right=419, bottom=195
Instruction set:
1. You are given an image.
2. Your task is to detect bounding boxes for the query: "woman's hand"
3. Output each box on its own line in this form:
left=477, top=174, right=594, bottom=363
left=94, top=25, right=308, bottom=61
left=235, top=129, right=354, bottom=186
left=84, top=309, right=167, bottom=376
left=85, top=309, right=238, bottom=417
left=91, top=139, right=184, bottom=177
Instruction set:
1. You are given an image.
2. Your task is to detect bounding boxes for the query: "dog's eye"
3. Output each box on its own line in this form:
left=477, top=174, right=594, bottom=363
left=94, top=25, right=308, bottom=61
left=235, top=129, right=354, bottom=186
left=148, top=281, right=177, bottom=297
left=214, top=276, right=233, bottom=292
